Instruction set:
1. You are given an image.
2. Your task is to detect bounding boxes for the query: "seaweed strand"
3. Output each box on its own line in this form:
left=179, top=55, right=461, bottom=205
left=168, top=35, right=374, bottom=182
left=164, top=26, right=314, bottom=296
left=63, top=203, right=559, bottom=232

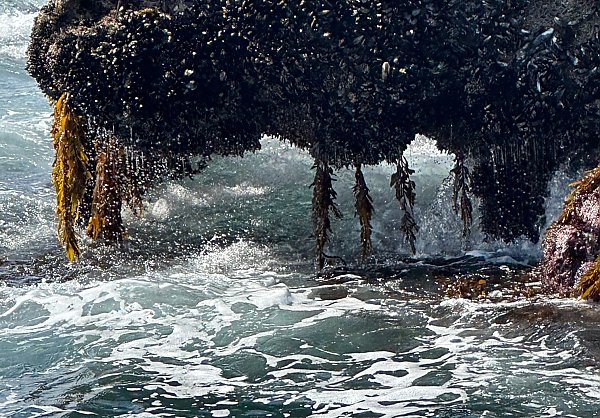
left=86, top=138, right=126, bottom=242
left=353, top=163, right=374, bottom=259
left=311, top=159, right=342, bottom=270
left=576, top=257, right=600, bottom=301
left=51, top=93, right=91, bottom=261
left=391, top=155, right=418, bottom=254
left=451, top=154, right=473, bottom=239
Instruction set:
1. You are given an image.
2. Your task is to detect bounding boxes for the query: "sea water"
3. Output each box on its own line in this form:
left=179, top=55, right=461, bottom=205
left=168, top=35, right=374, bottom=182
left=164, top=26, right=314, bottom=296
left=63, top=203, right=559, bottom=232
left=1, top=2, right=600, bottom=417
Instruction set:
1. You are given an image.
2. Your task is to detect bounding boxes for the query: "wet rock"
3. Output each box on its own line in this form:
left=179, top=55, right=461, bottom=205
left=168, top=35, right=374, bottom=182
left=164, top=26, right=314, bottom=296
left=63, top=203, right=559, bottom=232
left=25, top=1, right=600, bottom=276
left=539, top=167, right=600, bottom=299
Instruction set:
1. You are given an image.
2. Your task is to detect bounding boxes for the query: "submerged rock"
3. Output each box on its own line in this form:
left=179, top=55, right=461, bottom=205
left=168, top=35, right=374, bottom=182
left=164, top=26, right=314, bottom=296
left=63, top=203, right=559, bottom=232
left=25, top=1, right=600, bottom=290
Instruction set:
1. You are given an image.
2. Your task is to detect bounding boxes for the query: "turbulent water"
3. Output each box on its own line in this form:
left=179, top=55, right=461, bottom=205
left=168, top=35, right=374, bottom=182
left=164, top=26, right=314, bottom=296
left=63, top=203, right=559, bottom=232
left=1, top=2, right=600, bottom=417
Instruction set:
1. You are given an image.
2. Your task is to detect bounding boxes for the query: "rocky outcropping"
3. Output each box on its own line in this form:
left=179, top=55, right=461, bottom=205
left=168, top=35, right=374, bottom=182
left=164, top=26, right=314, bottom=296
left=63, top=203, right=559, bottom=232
left=27, top=1, right=600, bottom=289
left=539, top=167, right=600, bottom=300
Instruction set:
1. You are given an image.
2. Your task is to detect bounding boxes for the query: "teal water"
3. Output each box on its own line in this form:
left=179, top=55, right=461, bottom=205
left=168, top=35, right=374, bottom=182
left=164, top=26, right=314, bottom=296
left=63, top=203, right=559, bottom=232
left=1, top=2, right=600, bottom=417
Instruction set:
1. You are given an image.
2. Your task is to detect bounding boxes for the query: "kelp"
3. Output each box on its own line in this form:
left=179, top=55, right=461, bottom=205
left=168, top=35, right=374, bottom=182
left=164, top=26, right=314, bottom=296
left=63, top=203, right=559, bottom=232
left=391, top=155, right=418, bottom=254
left=439, top=269, right=541, bottom=300
left=442, top=276, right=489, bottom=300
left=576, top=257, right=600, bottom=301
left=311, top=159, right=342, bottom=270
left=86, top=138, right=126, bottom=242
left=451, top=154, right=473, bottom=239
left=353, top=164, right=374, bottom=259
left=51, top=93, right=91, bottom=261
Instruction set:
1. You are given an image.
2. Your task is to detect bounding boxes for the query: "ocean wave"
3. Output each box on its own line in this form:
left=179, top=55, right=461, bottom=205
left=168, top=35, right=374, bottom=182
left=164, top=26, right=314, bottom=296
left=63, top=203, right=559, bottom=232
left=0, top=10, right=35, bottom=63
left=0, top=0, right=43, bottom=15
left=0, top=262, right=599, bottom=416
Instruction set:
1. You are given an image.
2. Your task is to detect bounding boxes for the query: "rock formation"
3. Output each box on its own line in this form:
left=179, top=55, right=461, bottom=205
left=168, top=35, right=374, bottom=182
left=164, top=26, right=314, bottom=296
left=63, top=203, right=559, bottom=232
left=27, top=0, right=600, bottom=297
left=539, top=167, right=600, bottom=301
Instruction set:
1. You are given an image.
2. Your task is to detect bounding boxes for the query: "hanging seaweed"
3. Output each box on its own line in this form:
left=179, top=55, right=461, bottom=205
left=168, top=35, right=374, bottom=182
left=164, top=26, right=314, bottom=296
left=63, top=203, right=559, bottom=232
left=391, top=155, right=418, bottom=254
left=353, top=163, right=374, bottom=259
left=451, top=154, right=473, bottom=238
left=311, top=159, right=342, bottom=270
left=51, top=93, right=91, bottom=261
left=575, top=257, right=600, bottom=301
left=121, top=173, right=144, bottom=217
left=86, top=138, right=126, bottom=242
left=118, top=146, right=148, bottom=217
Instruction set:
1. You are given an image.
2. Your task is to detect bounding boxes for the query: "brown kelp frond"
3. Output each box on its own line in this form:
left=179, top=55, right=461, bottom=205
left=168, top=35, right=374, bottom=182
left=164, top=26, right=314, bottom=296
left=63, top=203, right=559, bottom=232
left=400, top=212, right=417, bottom=254
left=580, top=279, right=600, bottom=301
left=558, top=165, right=600, bottom=225
left=122, top=177, right=144, bottom=217
left=391, top=155, right=418, bottom=254
left=353, top=164, right=374, bottom=259
left=438, top=269, right=541, bottom=300
left=51, top=93, right=91, bottom=261
left=86, top=138, right=125, bottom=242
left=391, top=155, right=415, bottom=211
left=575, top=257, right=600, bottom=301
left=441, top=276, right=489, bottom=300
left=311, top=159, right=342, bottom=270
left=120, top=148, right=145, bottom=217
left=451, top=154, right=473, bottom=238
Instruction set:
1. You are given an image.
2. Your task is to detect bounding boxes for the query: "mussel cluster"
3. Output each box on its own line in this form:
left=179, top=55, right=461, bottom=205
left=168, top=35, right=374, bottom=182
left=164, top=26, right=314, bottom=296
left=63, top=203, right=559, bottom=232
left=27, top=0, right=600, bottom=270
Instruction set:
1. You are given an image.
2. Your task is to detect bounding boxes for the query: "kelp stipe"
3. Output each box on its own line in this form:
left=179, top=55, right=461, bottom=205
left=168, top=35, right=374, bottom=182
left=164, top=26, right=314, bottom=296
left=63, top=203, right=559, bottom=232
left=451, top=154, right=473, bottom=239
left=391, top=155, right=418, bottom=255
left=311, top=159, right=342, bottom=270
left=51, top=93, right=91, bottom=261
left=87, top=138, right=125, bottom=242
left=353, top=164, right=374, bottom=259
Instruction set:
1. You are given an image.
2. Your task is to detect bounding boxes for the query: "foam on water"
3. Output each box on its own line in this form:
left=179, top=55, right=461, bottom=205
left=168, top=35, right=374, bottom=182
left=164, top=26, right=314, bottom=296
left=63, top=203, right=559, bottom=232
left=1, top=245, right=600, bottom=416
left=0, top=10, right=36, bottom=61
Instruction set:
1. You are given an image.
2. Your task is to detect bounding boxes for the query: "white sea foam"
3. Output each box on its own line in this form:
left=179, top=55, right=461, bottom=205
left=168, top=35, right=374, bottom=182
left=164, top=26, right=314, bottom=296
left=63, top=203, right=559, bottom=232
left=1, top=242, right=600, bottom=417
left=0, top=11, right=37, bottom=61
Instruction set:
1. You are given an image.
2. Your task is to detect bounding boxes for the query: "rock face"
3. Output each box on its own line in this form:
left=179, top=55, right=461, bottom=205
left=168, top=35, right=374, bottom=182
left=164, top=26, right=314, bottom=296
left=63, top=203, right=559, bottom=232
left=539, top=167, right=600, bottom=300
left=26, top=1, right=600, bottom=286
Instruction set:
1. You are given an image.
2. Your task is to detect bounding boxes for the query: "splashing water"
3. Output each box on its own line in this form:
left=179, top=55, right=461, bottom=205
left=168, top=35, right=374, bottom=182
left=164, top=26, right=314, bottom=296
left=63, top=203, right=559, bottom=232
left=1, top=2, right=599, bottom=417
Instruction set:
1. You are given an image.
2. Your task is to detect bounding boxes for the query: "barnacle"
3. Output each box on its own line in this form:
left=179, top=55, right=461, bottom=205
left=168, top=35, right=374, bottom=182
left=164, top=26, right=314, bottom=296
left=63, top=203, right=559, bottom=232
left=51, top=93, right=91, bottom=261
left=558, top=166, right=600, bottom=225
left=353, top=164, right=374, bottom=259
